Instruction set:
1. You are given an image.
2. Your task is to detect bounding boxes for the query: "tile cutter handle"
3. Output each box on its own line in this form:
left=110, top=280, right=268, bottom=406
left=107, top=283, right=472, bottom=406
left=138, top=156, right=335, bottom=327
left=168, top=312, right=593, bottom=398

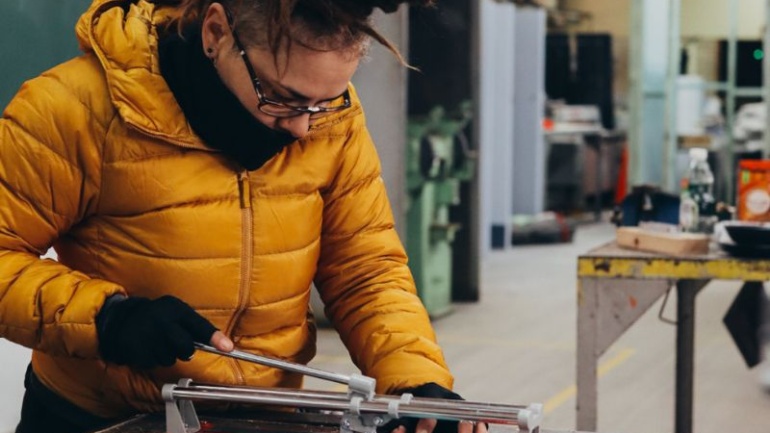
left=194, top=342, right=376, bottom=399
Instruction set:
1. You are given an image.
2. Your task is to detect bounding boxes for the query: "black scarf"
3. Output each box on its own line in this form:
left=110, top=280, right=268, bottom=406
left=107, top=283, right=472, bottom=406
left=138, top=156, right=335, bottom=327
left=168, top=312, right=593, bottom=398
left=158, top=27, right=296, bottom=171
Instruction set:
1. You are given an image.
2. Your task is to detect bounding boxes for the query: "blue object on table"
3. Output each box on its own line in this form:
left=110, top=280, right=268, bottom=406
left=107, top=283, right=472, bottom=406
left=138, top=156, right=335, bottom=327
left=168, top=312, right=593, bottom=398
left=618, top=185, right=680, bottom=227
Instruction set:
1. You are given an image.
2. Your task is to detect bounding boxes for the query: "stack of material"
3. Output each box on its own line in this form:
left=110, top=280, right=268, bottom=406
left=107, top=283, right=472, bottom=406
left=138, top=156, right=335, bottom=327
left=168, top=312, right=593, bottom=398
left=511, top=213, right=576, bottom=245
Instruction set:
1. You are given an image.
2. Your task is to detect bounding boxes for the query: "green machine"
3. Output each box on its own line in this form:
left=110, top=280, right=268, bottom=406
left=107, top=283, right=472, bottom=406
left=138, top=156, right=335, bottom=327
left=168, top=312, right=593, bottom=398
left=0, top=1, right=91, bottom=109
left=405, top=103, right=475, bottom=318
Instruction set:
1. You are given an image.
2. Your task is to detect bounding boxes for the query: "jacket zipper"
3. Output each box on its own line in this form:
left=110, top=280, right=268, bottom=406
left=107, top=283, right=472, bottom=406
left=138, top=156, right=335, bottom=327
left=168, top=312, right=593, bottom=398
left=225, top=170, right=253, bottom=384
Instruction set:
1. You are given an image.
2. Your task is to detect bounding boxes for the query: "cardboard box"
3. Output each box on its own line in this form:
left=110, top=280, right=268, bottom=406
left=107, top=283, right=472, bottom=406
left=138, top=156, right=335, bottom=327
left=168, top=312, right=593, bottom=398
left=737, top=160, right=770, bottom=222
left=678, top=135, right=712, bottom=149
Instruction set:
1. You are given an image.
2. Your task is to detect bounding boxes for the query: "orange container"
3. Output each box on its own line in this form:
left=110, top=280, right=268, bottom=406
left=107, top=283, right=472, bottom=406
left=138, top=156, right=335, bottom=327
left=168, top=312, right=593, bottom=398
left=737, top=160, right=770, bottom=221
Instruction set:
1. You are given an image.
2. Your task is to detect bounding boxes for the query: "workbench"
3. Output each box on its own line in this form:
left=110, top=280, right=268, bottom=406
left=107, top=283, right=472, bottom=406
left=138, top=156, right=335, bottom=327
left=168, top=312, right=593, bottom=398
left=576, top=241, right=765, bottom=433
left=93, top=410, right=588, bottom=433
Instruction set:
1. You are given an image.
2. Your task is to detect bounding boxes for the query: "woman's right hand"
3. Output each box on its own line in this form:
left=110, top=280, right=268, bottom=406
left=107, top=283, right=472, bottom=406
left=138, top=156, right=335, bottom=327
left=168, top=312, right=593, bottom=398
left=96, top=295, right=233, bottom=369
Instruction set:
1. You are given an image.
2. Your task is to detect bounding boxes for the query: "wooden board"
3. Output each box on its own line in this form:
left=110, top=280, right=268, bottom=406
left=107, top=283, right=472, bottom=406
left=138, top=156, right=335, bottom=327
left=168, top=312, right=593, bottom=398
left=615, top=227, right=710, bottom=256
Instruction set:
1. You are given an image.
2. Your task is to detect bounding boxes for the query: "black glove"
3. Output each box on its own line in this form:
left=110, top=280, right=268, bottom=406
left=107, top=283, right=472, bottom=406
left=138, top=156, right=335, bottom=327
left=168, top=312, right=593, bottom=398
left=96, top=295, right=217, bottom=369
left=378, top=383, right=464, bottom=433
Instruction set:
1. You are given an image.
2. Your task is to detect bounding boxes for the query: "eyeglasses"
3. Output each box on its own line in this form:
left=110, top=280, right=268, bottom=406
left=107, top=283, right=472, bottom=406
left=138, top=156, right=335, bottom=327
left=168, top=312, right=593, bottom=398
left=223, top=9, right=351, bottom=119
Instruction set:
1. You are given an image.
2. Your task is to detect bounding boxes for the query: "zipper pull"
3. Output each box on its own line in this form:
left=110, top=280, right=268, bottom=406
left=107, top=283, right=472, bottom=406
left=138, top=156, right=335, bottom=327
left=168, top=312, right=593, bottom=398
left=239, top=172, right=251, bottom=209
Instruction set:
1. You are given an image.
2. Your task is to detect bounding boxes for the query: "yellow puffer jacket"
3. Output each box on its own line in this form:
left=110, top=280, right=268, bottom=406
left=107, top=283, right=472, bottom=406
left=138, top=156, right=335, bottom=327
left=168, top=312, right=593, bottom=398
left=0, top=0, right=452, bottom=418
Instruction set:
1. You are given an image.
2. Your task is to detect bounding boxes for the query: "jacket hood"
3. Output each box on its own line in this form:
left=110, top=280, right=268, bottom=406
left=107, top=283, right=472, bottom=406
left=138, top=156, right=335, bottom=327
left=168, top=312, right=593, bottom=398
left=76, top=0, right=208, bottom=149
left=75, top=0, right=362, bottom=151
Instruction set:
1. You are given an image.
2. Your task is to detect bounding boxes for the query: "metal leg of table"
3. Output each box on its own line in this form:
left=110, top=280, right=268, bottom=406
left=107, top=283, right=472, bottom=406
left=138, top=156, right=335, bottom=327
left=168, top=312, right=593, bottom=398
left=674, top=280, right=708, bottom=433
left=576, top=278, right=599, bottom=431
left=577, top=277, right=673, bottom=431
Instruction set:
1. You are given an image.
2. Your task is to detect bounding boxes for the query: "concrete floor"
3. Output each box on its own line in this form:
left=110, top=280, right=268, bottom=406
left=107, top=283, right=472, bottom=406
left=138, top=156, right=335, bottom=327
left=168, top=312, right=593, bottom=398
left=307, top=223, right=770, bottom=433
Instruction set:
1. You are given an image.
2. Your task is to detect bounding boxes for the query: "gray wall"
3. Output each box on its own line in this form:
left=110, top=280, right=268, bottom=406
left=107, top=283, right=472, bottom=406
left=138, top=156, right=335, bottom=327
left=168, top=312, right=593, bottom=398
left=351, top=10, right=409, bottom=235
left=475, top=0, right=517, bottom=254
left=511, top=7, right=547, bottom=216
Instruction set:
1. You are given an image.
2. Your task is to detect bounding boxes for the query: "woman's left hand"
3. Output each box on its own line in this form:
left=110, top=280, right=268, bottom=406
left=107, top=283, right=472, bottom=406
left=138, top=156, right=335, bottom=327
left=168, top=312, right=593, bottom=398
left=382, top=383, right=490, bottom=433
left=390, top=419, right=489, bottom=433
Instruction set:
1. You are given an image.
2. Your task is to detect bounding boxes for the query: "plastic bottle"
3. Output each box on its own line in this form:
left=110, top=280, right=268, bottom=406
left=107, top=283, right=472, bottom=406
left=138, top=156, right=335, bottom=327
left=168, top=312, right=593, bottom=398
left=679, top=178, right=698, bottom=232
left=684, top=148, right=716, bottom=233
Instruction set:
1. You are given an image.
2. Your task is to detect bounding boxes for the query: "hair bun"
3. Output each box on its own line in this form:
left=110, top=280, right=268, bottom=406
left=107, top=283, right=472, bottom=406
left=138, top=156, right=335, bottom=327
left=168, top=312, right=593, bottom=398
left=334, top=0, right=434, bottom=17
left=375, top=0, right=435, bottom=13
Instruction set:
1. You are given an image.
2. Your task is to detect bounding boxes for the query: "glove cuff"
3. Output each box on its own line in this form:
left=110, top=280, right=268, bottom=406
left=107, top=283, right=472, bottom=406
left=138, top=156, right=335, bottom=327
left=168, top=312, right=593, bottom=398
left=398, top=382, right=463, bottom=400
left=96, top=296, right=147, bottom=363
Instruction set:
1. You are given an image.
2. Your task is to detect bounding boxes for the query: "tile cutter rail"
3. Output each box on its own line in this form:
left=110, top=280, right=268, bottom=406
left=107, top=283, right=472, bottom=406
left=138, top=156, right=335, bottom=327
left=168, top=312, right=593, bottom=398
left=162, top=343, right=543, bottom=433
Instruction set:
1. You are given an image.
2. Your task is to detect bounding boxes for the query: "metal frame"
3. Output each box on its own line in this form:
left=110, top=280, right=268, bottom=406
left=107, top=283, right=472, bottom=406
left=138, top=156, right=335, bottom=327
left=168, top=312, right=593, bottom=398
left=629, top=0, right=671, bottom=190
left=664, top=0, right=682, bottom=192
left=765, top=0, right=770, bottom=154
left=723, top=0, right=739, bottom=203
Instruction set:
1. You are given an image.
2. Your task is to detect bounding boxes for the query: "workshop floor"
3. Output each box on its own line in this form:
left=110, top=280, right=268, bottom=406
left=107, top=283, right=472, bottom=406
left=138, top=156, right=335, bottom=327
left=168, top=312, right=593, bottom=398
left=308, top=222, right=770, bottom=433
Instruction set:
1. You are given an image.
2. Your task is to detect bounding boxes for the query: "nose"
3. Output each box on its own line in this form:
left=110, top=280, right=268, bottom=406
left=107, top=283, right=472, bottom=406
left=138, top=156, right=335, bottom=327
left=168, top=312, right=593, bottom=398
left=276, top=114, right=311, bottom=139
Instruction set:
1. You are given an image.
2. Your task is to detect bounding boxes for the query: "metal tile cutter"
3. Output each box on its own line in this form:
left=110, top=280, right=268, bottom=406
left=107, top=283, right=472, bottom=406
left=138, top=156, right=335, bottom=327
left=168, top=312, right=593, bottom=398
left=161, top=343, right=543, bottom=433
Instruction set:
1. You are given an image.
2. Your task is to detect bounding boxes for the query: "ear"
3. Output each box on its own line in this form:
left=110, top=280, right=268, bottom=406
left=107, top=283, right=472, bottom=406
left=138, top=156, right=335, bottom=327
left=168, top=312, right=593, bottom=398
left=201, top=2, right=231, bottom=57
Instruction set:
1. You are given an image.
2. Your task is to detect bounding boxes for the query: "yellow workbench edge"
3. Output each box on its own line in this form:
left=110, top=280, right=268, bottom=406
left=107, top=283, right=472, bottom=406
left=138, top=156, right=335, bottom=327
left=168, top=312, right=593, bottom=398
left=578, top=242, right=770, bottom=280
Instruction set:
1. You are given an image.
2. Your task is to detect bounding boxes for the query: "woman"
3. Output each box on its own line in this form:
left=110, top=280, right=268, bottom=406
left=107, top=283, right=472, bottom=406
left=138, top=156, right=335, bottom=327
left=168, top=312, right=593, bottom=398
left=0, top=1, right=484, bottom=433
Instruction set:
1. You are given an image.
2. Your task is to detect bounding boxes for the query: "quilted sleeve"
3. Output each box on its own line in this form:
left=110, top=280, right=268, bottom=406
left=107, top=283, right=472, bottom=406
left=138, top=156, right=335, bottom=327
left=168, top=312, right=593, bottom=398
left=0, top=66, right=126, bottom=359
left=314, top=123, right=453, bottom=393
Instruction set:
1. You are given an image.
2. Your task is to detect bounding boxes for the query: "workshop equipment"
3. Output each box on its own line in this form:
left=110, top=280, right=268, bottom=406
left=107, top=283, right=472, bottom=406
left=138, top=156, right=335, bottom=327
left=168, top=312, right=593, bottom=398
left=160, top=344, right=543, bottom=433
left=405, top=103, right=475, bottom=318
left=511, top=213, right=576, bottom=245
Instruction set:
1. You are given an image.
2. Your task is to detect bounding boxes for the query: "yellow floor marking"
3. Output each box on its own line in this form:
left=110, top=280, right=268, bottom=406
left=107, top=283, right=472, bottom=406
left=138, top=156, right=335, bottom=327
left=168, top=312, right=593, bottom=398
left=544, top=348, right=636, bottom=414
left=438, top=335, right=573, bottom=351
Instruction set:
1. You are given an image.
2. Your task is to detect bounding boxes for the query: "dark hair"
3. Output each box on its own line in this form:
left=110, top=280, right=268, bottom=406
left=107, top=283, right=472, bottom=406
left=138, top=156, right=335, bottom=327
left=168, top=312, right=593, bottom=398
left=152, top=0, right=434, bottom=64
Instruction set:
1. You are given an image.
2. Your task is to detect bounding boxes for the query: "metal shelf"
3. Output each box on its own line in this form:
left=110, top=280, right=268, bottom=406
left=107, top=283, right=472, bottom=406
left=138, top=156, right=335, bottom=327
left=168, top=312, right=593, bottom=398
left=630, top=0, right=770, bottom=204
